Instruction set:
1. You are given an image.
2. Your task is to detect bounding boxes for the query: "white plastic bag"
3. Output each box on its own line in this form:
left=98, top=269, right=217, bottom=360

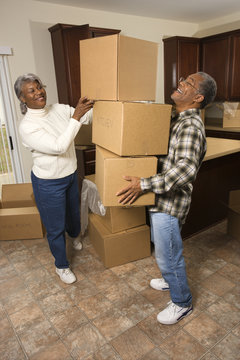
left=80, top=179, right=106, bottom=235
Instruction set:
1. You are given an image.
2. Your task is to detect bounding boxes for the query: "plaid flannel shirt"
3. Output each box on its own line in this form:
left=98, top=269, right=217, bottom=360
left=140, top=108, right=207, bottom=224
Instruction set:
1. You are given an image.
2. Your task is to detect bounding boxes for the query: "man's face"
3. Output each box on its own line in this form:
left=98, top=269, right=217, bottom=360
left=171, top=73, right=203, bottom=107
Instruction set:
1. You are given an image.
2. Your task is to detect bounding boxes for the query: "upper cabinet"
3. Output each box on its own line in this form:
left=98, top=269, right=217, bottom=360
left=164, top=29, right=240, bottom=103
left=201, top=30, right=240, bottom=101
left=48, top=23, right=120, bottom=107
left=163, top=36, right=200, bottom=104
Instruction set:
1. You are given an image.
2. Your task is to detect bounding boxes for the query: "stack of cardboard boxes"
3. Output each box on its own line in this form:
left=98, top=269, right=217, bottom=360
left=0, top=183, right=44, bottom=241
left=80, top=34, right=172, bottom=267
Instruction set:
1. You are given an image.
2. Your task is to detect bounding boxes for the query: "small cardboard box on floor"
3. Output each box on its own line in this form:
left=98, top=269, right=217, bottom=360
left=0, top=183, right=44, bottom=241
left=89, top=213, right=151, bottom=268
left=95, top=145, right=157, bottom=207
left=93, top=101, right=171, bottom=156
left=80, top=34, right=158, bottom=101
left=227, top=190, right=240, bottom=241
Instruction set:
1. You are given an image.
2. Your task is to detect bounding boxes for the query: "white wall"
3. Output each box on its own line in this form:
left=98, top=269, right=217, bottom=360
left=0, top=0, right=239, bottom=181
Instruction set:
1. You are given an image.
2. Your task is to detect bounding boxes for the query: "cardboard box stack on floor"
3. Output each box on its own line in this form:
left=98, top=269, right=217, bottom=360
left=80, top=34, right=172, bottom=267
left=0, top=183, right=44, bottom=241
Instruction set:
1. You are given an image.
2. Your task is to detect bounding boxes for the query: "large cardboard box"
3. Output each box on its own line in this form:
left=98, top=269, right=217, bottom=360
left=93, top=101, right=171, bottom=156
left=205, top=102, right=240, bottom=128
left=96, top=146, right=157, bottom=207
left=96, top=206, right=146, bottom=233
left=2, top=183, right=35, bottom=208
left=0, top=183, right=44, bottom=240
left=0, top=207, right=43, bottom=241
left=227, top=190, right=240, bottom=241
left=89, top=213, right=151, bottom=268
left=85, top=174, right=146, bottom=232
left=80, top=34, right=158, bottom=101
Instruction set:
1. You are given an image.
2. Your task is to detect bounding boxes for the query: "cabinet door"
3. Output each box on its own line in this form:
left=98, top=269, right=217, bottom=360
left=229, top=33, right=240, bottom=100
left=201, top=35, right=231, bottom=100
left=163, top=37, right=200, bottom=104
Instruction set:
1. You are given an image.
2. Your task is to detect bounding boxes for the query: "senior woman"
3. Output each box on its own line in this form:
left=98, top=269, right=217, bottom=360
left=14, top=73, right=93, bottom=284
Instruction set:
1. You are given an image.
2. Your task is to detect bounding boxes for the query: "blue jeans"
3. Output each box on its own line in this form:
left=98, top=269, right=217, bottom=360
left=149, top=212, right=192, bottom=307
left=31, top=171, right=80, bottom=269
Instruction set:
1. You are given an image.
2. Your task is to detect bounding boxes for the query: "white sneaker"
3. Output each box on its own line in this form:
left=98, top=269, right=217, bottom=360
left=56, top=267, right=76, bottom=284
left=72, top=237, right=83, bottom=251
left=157, top=301, right=193, bottom=325
left=150, top=278, right=170, bottom=291
left=66, top=233, right=83, bottom=251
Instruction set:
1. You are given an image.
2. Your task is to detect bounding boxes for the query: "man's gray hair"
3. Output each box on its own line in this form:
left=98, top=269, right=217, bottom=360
left=14, top=73, right=44, bottom=114
left=197, top=72, right=217, bottom=109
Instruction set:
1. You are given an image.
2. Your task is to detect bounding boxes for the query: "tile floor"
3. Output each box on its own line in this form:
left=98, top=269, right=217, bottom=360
left=0, top=220, right=240, bottom=360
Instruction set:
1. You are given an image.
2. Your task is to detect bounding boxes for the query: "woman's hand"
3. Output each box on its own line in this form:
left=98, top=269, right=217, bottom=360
left=72, top=97, right=94, bottom=121
left=116, top=176, right=143, bottom=205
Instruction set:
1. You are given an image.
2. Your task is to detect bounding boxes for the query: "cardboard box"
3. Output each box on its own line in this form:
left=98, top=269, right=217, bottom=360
left=205, top=102, right=240, bottom=128
left=74, top=124, right=93, bottom=146
left=93, top=101, right=171, bottom=156
left=2, top=183, right=35, bottom=208
left=85, top=174, right=146, bottom=232
left=96, top=206, right=146, bottom=233
left=96, top=146, right=157, bottom=207
left=0, top=207, right=43, bottom=241
left=0, top=183, right=44, bottom=240
left=89, top=213, right=151, bottom=268
left=80, top=34, right=158, bottom=101
left=227, top=190, right=240, bottom=241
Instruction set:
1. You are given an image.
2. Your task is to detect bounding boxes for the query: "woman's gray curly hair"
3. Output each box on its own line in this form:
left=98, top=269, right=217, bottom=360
left=14, top=73, right=44, bottom=114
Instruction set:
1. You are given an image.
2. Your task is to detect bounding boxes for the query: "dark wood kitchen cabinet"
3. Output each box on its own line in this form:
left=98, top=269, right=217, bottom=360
left=48, top=23, right=120, bottom=107
left=201, top=29, right=240, bottom=101
left=163, top=36, right=200, bottom=104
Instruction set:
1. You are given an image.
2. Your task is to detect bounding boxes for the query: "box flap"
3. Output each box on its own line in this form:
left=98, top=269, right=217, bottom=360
left=2, top=183, right=35, bottom=208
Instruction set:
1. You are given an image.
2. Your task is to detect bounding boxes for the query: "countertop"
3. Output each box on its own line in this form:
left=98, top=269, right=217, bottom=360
left=204, top=137, right=240, bottom=161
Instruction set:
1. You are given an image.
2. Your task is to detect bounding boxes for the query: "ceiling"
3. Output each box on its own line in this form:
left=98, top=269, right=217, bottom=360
left=36, top=0, right=240, bottom=23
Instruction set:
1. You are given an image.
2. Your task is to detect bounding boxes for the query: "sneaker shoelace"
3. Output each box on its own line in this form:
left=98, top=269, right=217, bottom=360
left=63, top=268, right=71, bottom=275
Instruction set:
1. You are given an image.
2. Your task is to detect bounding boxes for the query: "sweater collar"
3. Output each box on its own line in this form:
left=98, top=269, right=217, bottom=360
left=26, top=106, right=48, bottom=117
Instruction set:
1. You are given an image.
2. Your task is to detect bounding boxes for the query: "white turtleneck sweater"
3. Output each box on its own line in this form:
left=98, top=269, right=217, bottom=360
left=19, top=104, right=93, bottom=179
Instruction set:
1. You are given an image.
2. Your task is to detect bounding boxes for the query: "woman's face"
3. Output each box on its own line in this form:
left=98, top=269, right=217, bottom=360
left=20, top=80, right=47, bottom=109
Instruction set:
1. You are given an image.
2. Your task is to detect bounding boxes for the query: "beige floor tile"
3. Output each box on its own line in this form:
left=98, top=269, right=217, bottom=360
left=63, top=322, right=106, bottom=359
left=212, top=331, right=240, bottom=360
left=0, top=337, right=26, bottom=360
left=199, top=272, right=236, bottom=296
left=78, top=293, right=113, bottom=320
left=65, top=278, right=99, bottom=304
left=29, top=340, right=72, bottom=360
left=141, top=347, right=170, bottom=360
left=217, top=262, right=240, bottom=283
left=159, top=329, right=206, bottom=360
left=12, top=256, right=42, bottom=274
left=103, top=280, right=137, bottom=303
left=190, top=284, right=220, bottom=310
left=49, top=306, right=88, bottom=337
left=88, top=269, right=120, bottom=291
left=199, top=353, right=219, bottom=360
left=110, top=262, right=137, bottom=277
left=116, top=293, right=155, bottom=325
left=0, top=275, right=25, bottom=300
left=92, top=344, right=122, bottom=360
left=140, top=287, right=170, bottom=308
left=111, top=326, right=155, bottom=360
left=205, top=298, right=240, bottom=329
left=0, top=240, right=25, bottom=255
left=137, top=312, right=180, bottom=345
left=9, top=302, right=45, bottom=333
left=0, top=317, right=16, bottom=343
left=93, top=307, right=134, bottom=341
left=1, top=286, right=34, bottom=315
left=119, top=268, right=152, bottom=292
left=18, top=320, right=59, bottom=357
left=28, top=278, right=62, bottom=300
left=39, top=290, right=74, bottom=318
left=223, top=283, right=240, bottom=309
left=183, top=312, right=227, bottom=348
left=0, top=260, right=17, bottom=283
